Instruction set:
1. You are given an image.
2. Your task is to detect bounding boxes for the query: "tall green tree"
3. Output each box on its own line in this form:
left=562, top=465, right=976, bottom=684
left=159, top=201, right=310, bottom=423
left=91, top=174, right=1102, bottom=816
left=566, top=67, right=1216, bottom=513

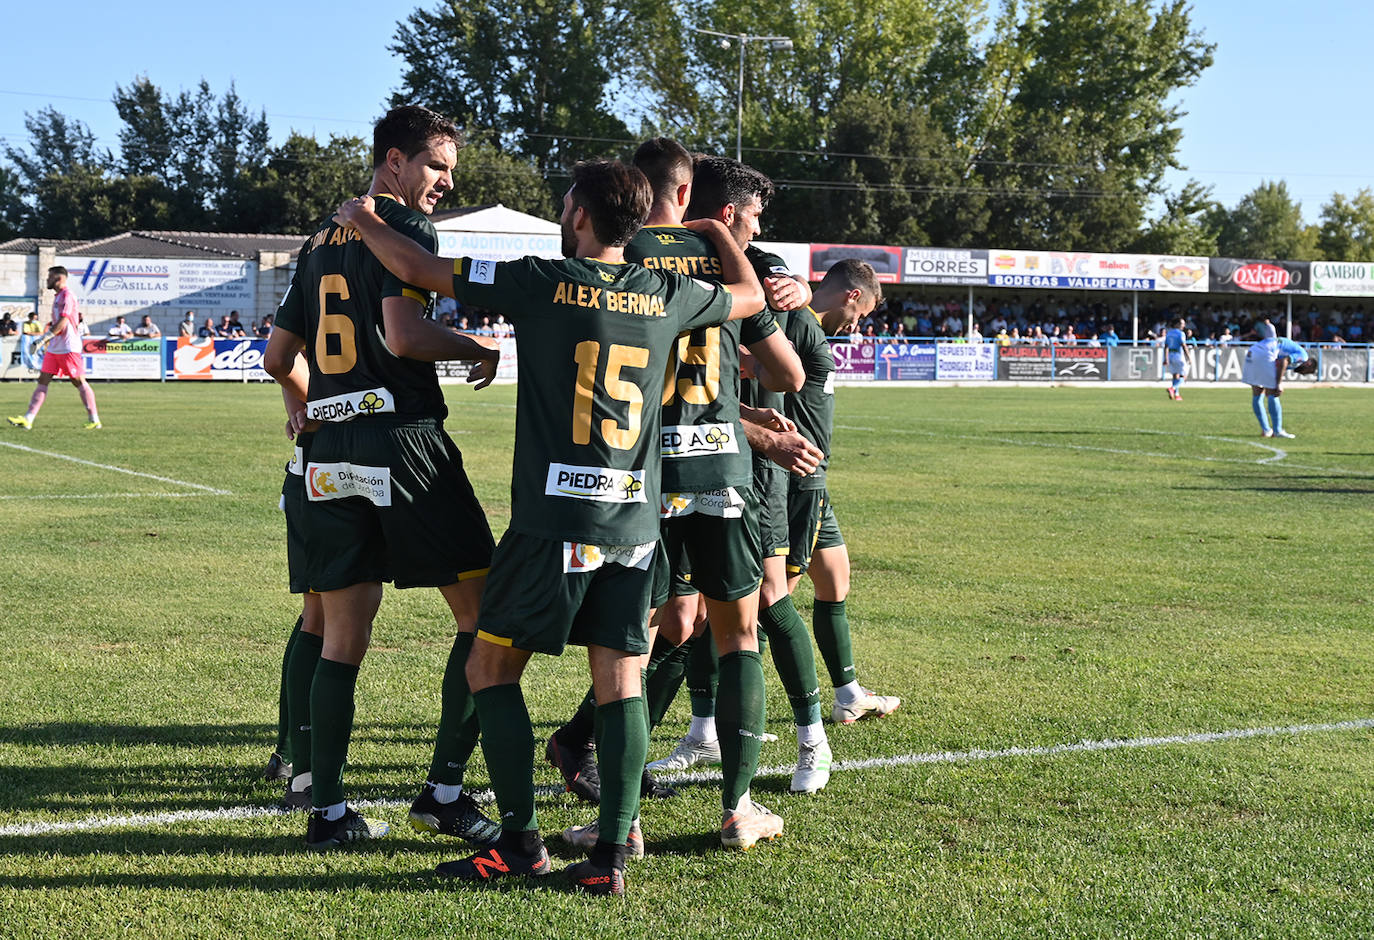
left=1213, top=180, right=1317, bottom=260
left=391, top=0, right=631, bottom=170
left=969, top=0, right=1213, bottom=250
left=1134, top=180, right=1221, bottom=255
left=1316, top=189, right=1374, bottom=262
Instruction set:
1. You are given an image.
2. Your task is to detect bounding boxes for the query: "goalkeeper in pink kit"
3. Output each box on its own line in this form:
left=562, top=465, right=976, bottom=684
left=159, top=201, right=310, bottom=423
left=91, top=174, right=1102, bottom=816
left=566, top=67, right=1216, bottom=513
left=8, top=266, right=102, bottom=430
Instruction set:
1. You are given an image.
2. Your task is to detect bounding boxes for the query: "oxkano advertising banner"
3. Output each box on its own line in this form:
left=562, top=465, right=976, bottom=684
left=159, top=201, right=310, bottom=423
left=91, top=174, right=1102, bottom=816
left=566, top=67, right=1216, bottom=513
left=1208, top=258, right=1310, bottom=295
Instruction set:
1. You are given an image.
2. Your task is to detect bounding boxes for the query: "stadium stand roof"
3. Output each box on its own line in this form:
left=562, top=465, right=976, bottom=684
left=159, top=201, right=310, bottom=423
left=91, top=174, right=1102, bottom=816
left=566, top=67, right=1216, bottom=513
left=0, top=231, right=307, bottom=260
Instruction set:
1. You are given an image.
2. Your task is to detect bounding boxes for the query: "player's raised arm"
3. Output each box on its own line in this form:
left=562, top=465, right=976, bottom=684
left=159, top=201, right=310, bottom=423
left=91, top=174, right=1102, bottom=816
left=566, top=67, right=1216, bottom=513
left=335, top=195, right=454, bottom=298
left=683, top=218, right=763, bottom=319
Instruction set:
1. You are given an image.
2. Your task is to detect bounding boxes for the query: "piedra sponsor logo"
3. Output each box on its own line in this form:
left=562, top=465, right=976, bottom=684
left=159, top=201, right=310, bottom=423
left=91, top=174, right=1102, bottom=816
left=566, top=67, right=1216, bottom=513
left=545, top=463, right=647, bottom=503
left=661, top=422, right=738, bottom=458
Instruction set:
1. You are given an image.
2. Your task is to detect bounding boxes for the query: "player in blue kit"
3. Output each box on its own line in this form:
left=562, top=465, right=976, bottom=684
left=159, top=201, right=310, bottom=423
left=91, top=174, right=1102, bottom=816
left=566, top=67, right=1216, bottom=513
left=1242, top=320, right=1317, bottom=438
left=1163, top=318, right=1192, bottom=400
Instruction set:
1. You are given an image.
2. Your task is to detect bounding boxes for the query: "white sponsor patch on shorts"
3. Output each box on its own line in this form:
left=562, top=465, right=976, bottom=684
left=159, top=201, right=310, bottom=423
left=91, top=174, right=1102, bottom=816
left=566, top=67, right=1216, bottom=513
left=661, top=422, right=739, bottom=458
left=306, top=462, right=392, bottom=507
left=562, top=540, right=656, bottom=573
left=470, top=259, right=497, bottom=285
left=306, top=387, right=394, bottom=422
left=659, top=486, right=745, bottom=519
left=823, top=372, right=836, bottom=395
left=287, top=446, right=304, bottom=476
left=545, top=463, right=647, bottom=503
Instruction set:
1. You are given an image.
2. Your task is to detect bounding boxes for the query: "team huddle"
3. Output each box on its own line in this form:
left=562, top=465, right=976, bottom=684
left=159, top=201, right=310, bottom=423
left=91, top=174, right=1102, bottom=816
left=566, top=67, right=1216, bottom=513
left=260, top=105, right=897, bottom=896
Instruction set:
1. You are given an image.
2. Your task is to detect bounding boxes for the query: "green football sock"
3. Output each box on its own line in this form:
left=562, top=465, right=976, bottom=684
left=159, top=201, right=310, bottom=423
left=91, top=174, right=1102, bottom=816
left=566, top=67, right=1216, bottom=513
left=760, top=596, right=823, bottom=727
left=426, top=632, right=479, bottom=786
left=275, top=615, right=304, bottom=757
left=716, top=649, right=765, bottom=811
left=813, top=598, right=858, bottom=688
left=475, top=684, right=538, bottom=833
left=686, top=630, right=719, bottom=719
left=645, top=635, right=692, bottom=729
left=558, top=686, right=598, bottom=751
left=285, top=629, right=322, bottom=777
left=309, top=657, right=359, bottom=808
left=595, top=696, right=648, bottom=846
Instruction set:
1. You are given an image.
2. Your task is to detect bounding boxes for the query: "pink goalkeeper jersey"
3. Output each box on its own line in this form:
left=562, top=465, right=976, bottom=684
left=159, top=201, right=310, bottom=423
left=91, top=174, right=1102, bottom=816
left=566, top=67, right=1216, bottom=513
left=46, top=287, right=80, bottom=354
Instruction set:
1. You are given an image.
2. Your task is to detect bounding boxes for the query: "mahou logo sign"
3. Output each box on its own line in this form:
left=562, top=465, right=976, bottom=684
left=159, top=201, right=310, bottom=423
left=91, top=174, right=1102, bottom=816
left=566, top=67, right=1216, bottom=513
left=1233, top=263, right=1289, bottom=293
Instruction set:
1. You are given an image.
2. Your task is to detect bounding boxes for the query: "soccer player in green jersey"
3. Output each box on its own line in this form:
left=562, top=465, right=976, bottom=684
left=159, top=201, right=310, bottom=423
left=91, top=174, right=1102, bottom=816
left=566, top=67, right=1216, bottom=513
left=645, top=156, right=837, bottom=793
left=545, top=141, right=806, bottom=829
left=264, top=106, right=502, bottom=850
left=781, top=260, right=901, bottom=725
left=632, top=146, right=804, bottom=842
left=334, top=159, right=764, bottom=895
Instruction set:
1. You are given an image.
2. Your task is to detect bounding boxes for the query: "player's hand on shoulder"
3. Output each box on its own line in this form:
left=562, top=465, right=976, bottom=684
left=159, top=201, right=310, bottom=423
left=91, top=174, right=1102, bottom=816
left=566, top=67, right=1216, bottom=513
left=763, top=275, right=806, bottom=311
left=682, top=218, right=726, bottom=239
left=333, top=195, right=376, bottom=231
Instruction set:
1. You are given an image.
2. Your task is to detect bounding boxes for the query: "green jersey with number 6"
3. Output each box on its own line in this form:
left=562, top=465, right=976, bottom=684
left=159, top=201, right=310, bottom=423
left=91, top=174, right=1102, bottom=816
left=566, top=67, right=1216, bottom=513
left=450, top=255, right=732, bottom=544
left=626, top=225, right=775, bottom=493
left=274, top=195, right=445, bottom=422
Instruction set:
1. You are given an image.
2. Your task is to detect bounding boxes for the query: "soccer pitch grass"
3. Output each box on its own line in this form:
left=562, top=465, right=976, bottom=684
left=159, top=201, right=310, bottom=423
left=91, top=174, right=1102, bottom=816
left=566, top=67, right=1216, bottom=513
left=1, top=381, right=1372, bottom=938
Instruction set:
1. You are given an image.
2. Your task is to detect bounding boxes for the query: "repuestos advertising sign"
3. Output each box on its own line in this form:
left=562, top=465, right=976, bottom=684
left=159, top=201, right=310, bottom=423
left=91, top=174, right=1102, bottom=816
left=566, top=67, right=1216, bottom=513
left=1310, top=261, right=1374, bottom=297
left=1208, top=258, right=1309, bottom=295
left=936, top=343, right=996, bottom=380
left=901, top=248, right=988, bottom=286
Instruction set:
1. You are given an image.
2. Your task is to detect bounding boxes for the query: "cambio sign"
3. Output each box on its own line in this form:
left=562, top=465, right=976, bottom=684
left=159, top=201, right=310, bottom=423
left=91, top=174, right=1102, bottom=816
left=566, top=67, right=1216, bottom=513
left=1310, top=261, right=1374, bottom=297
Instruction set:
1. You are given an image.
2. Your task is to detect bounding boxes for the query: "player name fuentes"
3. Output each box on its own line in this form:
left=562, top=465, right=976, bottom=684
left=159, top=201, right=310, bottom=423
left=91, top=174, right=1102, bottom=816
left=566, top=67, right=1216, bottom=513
left=638, top=255, right=724, bottom=277
left=546, top=463, right=648, bottom=502
left=307, top=387, right=395, bottom=422
left=661, top=422, right=739, bottom=457
left=551, top=281, right=667, bottom=317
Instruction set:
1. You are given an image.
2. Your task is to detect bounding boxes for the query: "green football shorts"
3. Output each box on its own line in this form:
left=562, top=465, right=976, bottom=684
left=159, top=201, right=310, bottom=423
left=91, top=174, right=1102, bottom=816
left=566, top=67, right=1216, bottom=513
left=476, top=531, right=654, bottom=655
left=302, top=417, right=493, bottom=591
left=786, top=487, right=844, bottom=577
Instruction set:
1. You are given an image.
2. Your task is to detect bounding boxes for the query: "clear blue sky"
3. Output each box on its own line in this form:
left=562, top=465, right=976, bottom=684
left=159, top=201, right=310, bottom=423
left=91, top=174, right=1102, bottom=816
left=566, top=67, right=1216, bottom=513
left=1, top=0, right=1368, bottom=222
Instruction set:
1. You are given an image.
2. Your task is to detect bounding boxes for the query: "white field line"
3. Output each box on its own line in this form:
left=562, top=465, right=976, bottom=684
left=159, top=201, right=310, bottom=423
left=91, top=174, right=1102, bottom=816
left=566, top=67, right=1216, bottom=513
left=0, top=492, right=204, bottom=500
left=837, top=420, right=1374, bottom=477
left=0, top=441, right=231, bottom=495
left=3, top=717, right=1370, bottom=838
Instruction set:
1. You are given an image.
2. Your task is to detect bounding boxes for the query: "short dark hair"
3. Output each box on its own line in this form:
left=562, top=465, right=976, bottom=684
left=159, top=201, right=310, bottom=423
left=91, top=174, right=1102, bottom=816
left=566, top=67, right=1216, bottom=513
left=820, top=259, right=884, bottom=305
left=632, top=138, right=693, bottom=204
left=1294, top=357, right=1318, bottom=374
left=569, top=160, right=651, bottom=248
left=687, top=156, right=774, bottom=218
left=373, top=105, right=462, bottom=168
left=48, top=265, right=67, bottom=277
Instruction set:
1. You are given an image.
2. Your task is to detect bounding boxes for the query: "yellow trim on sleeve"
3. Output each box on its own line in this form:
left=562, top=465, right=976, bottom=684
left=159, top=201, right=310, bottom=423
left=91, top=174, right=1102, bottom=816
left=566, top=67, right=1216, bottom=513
left=401, top=288, right=426, bottom=304
left=476, top=630, right=513, bottom=647
left=772, top=547, right=790, bottom=556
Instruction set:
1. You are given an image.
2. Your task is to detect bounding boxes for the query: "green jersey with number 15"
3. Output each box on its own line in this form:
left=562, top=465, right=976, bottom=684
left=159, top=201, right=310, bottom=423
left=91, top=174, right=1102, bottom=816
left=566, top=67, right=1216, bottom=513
left=451, top=255, right=732, bottom=544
